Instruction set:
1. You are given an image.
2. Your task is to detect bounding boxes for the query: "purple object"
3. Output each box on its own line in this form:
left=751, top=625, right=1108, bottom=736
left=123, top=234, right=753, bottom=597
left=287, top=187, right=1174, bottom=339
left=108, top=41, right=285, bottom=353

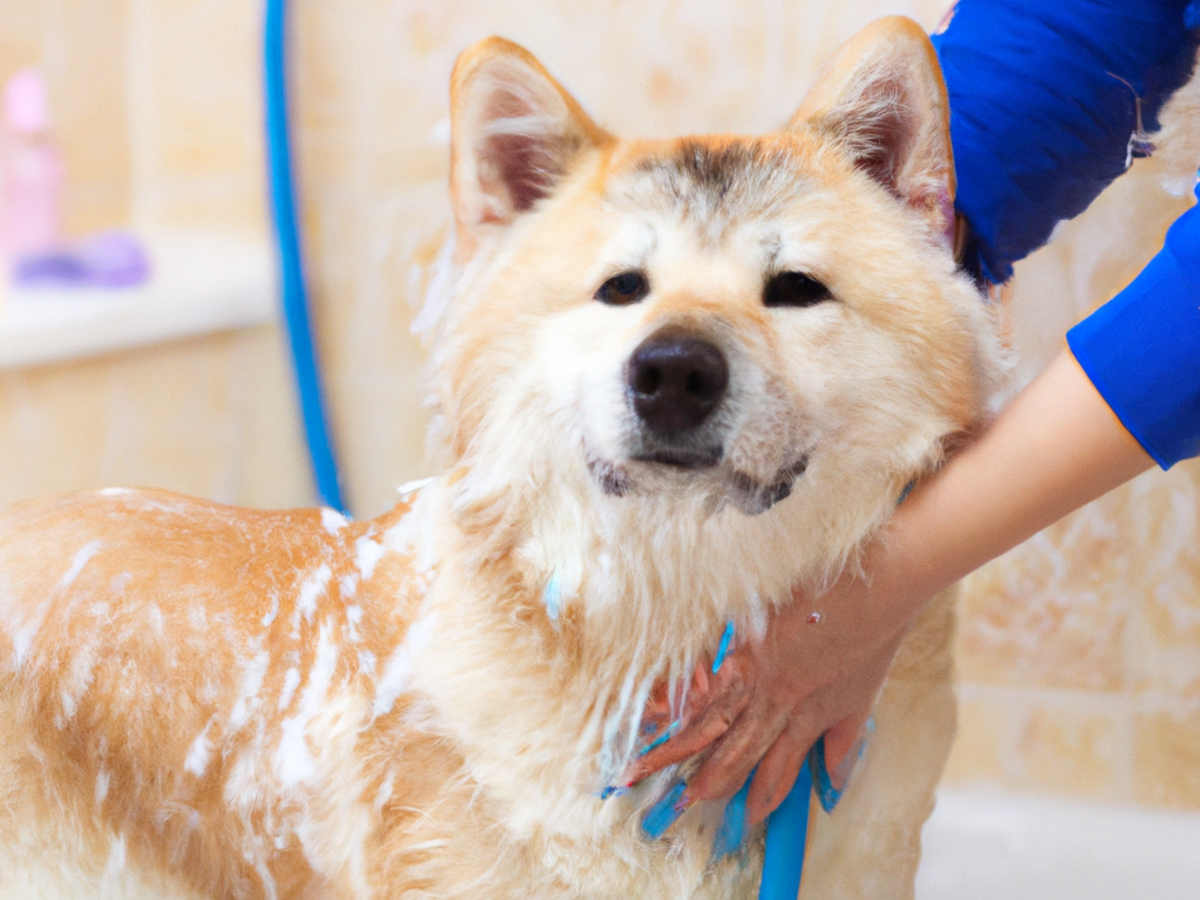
left=12, top=230, right=150, bottom=289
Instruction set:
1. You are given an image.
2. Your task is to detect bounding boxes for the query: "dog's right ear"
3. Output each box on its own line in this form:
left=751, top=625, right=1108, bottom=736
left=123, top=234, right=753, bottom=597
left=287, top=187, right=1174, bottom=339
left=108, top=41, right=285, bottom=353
left=450, top=38, right=609, bottom=250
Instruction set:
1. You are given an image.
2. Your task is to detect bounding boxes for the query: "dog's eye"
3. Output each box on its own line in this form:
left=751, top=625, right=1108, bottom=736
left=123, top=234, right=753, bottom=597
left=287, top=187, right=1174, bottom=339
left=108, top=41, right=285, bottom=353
left=763, top=271, right=832, bottom=308
left=594, top=271, right=649, bottom=306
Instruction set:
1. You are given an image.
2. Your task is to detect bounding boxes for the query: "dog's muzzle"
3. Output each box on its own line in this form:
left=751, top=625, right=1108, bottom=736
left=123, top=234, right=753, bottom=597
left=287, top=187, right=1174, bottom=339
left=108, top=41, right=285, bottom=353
left=625, top=329, right=729, bottom=468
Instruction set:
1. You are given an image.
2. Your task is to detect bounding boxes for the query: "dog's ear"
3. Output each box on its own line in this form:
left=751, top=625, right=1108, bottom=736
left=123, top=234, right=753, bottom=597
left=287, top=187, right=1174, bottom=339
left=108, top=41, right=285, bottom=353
left=450, top=38, right=609, bottom=247
left=791, top=17, right=955, bottom=246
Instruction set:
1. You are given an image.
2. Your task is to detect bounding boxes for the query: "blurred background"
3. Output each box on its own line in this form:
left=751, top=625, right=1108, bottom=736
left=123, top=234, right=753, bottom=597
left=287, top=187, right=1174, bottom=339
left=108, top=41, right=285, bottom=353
left=1, top=0, right=1198, bottom=891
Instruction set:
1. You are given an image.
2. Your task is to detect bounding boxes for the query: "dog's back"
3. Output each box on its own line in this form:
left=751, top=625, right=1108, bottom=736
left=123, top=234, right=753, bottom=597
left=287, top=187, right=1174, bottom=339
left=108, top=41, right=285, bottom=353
left=0, top=489, right=454, bottom=898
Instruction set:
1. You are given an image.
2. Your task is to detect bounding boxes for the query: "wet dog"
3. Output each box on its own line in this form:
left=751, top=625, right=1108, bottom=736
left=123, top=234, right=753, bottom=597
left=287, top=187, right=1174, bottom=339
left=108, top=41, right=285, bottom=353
left=0, top=18, right=1000, bottom=899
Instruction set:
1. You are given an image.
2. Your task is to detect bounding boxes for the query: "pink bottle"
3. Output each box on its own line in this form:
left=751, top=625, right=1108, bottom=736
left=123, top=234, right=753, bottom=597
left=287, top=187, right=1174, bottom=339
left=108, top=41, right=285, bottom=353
left=0, top=68, right=64, bottom=265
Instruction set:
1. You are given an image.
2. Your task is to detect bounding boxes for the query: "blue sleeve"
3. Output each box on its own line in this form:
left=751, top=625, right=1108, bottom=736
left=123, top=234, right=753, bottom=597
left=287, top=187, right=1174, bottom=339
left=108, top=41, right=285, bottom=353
left=932, top=0, right=1200, bottom=284
left=1067, top=185, right=1200, bottom=468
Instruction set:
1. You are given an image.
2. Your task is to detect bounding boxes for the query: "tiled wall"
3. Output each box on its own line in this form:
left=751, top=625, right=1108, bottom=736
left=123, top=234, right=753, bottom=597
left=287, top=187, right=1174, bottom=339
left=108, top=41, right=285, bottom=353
left=0, top=325, right=312, bottom=510
left=2, top=0, right=1198, bottom=810
left=945, top=156, right=1200, bottom=809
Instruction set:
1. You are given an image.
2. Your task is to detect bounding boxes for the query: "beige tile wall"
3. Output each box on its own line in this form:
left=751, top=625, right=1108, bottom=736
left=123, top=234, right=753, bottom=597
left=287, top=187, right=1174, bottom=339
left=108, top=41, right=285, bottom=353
left=944, top=155, right=1200, bottom=808
left=128, top=0, right=267, bottom=233
left=2, top=0, right=1198, bottom=811
left=0, top=325, right=312, bottom=509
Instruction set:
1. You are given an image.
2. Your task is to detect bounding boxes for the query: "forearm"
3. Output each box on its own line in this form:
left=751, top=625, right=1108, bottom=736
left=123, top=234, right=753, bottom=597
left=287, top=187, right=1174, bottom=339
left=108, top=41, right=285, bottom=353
left=865, top=348, right=1154, bottom=628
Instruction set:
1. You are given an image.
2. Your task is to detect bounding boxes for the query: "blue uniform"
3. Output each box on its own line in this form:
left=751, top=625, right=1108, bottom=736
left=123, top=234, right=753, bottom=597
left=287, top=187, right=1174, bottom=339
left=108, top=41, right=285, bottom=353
left=933, top=0, right=1200, bottom=467
left=1068, top=186, right=1200, bottom=467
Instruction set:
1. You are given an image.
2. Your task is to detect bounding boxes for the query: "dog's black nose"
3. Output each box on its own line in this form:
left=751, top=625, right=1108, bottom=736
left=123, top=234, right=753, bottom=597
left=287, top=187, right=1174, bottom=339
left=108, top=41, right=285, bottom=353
left=628, top=334, right=729, bottom=433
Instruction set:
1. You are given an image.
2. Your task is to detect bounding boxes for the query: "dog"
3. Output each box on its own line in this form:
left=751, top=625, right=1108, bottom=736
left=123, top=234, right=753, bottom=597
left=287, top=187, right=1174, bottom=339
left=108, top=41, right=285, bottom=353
left=0, top=17, right=1001, bottom=900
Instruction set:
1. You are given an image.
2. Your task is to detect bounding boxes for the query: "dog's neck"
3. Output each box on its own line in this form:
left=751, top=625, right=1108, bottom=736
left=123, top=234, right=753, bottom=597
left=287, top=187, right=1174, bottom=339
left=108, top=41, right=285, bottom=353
left=401, top=466, right=795, bottom=802
left=375, top=423, right=909, bottom=836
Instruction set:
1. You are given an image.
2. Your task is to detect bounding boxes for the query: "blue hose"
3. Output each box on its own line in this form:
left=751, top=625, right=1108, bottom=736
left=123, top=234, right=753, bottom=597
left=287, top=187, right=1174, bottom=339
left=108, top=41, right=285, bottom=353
left=263, top=0, right=346, bottom=513
left=759, top=762, right=813, bottom=900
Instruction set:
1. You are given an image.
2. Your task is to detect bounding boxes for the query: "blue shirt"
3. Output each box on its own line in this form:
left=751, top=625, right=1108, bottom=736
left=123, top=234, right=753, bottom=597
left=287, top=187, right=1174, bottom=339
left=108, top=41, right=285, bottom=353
left=934, top=0, right=1200, bottom=467
left=1068, top=185, right=1200, bottom=468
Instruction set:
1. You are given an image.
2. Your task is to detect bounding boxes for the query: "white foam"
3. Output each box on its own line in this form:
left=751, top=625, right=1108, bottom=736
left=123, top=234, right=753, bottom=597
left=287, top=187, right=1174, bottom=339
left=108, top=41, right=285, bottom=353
left=321, top=508, right=348, bottom=534
left=396, top=476, right=434, bottom=498
left=278, top=666, right=301, bottom=711
left=10, top=618, right=41, bottom=669
left=262, top=593, right=280, bottom=628
left=59, top=651, right=97, bottom=722
left=274, top=623, right=339, bottom=787
left=372, top=612, right=437, bottom=718
left=60, top=540, right=103, bottom=589
left=296, top=564, right=332, bottom=623
left=357, top=649, right=377, bottom=677
left=374, top=775, right=395, bottom=810
left=146, top=603, right=166, bottom=638
left=355, top=535, right=387, bottom=581
left=229, top=649, right=270, bottom=731
left=184, top=718, right=215, bottom=777
left=344, top=604, right=363, bottom=644
left=275, top=714, right=315, bottom=787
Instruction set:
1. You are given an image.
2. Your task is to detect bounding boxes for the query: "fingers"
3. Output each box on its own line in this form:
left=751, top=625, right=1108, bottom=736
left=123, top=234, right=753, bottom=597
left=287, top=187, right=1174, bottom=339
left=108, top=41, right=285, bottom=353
left=745, top=719, right=817, bottom=825
left=629, top=700, right=735, bottom=779
left=625, top=652, right=755, bottom=783
left=685, top=696, right=791, bottom=801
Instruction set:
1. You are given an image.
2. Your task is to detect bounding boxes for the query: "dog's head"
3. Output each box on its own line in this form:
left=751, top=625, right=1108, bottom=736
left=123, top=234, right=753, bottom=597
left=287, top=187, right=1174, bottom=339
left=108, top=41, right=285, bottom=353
left=422, top=18, right=1000, bottom=607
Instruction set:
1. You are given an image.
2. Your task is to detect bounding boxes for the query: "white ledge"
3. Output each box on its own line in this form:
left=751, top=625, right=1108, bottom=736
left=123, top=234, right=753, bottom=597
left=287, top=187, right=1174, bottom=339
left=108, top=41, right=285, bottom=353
left=0, top=232, right=278, bottom=370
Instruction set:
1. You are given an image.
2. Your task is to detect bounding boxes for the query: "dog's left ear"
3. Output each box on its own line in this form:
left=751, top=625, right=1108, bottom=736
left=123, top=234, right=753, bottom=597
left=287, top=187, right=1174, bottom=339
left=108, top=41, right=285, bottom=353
left=450, top=38, right=610, bottom=250
left=791, top=17, right=955, bottom=247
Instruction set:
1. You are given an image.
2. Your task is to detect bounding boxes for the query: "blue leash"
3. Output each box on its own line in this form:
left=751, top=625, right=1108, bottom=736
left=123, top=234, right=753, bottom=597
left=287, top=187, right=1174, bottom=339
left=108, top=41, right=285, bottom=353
left=263, top=0, right=347, bottom=513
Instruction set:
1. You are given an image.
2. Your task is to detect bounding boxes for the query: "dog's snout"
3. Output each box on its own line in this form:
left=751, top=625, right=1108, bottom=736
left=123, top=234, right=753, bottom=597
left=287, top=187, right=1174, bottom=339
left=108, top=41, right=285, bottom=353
left=628, top=335, right=729, bottom=433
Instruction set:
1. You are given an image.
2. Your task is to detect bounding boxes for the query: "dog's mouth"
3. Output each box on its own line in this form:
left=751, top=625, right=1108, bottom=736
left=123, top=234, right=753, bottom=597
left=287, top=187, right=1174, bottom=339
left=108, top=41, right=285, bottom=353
left=588, top=447, right=809, bottom=516
left=587, top=444, right=721, bottom=497
left=630, top=446, right=723, bottom=470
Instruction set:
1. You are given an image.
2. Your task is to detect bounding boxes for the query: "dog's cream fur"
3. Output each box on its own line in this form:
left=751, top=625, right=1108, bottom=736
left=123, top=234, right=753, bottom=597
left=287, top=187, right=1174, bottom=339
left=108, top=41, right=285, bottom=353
left=0, top=19, right=1002, bottom=900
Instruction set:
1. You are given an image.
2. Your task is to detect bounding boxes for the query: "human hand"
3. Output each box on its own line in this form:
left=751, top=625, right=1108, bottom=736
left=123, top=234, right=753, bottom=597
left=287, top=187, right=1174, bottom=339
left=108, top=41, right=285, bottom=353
left=626, top=572, right=910, bottom=826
